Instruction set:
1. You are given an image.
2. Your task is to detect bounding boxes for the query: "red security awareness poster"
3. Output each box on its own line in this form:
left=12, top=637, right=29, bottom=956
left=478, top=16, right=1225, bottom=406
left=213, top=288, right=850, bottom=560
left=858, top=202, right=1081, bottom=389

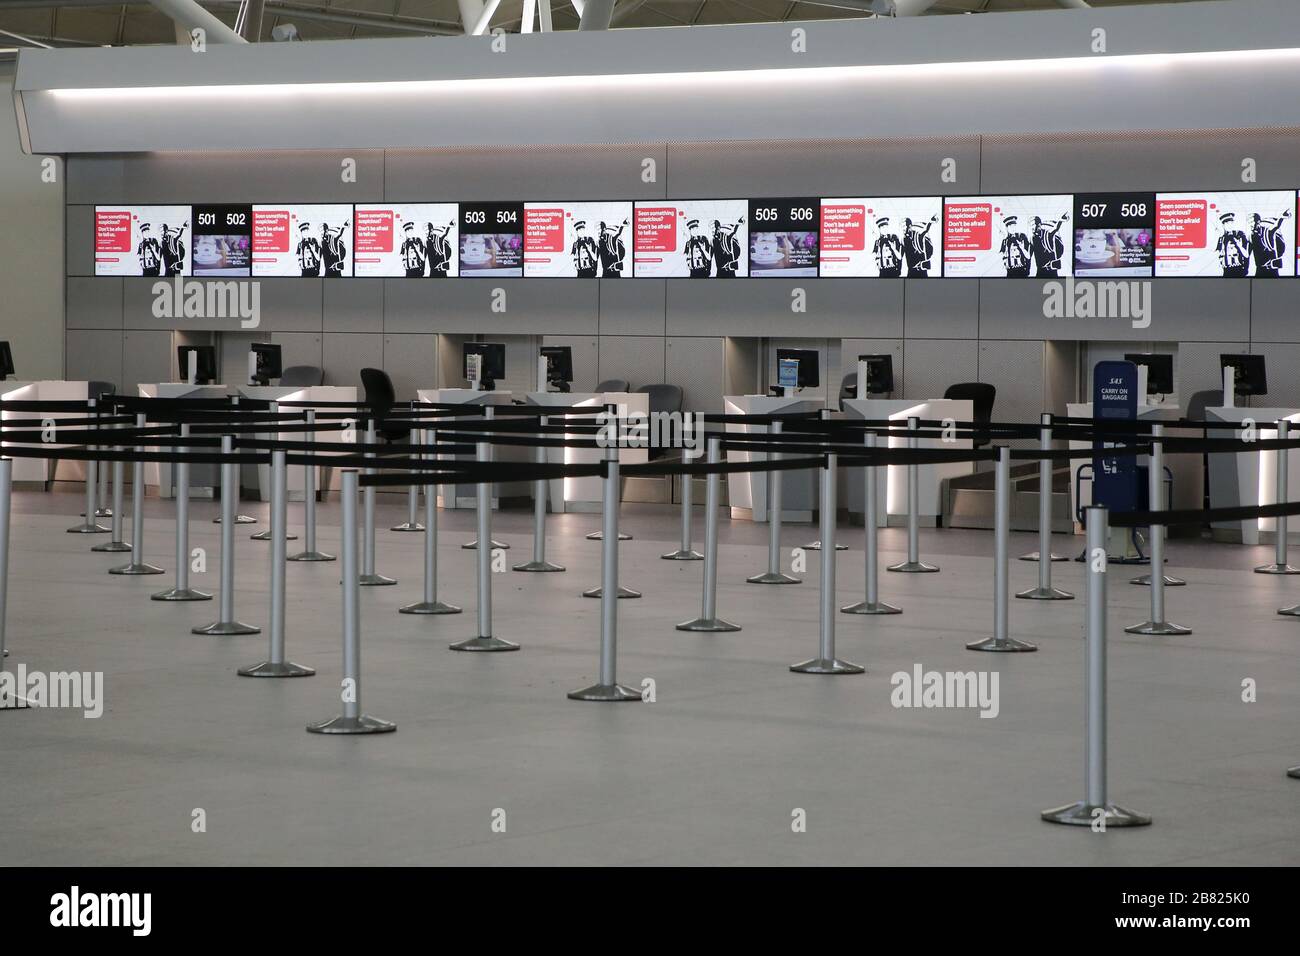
left=943, top=195, right=1071, bottom=278
left=94, top=205, right=192, bottom=277
left=1154, top=190, right=1295, bottom=277
left=820, top=197, right=942, bottom=277
left=353, top=203, right=458, bottom=278
left=252, top=204, right=353, bottom=277
left=632, top=200, right=747, bottom=278
left=524, top=201, right=633, bottom=277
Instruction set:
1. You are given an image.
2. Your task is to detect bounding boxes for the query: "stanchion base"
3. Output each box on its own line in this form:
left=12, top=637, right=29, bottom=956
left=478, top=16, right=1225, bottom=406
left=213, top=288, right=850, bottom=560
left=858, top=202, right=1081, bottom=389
left=91, top=540, right=132, bottom=553
left=1287, top=765, right=1300, bottom=779
left=67, top=523, right=110, bottom=534
left=151, top=587, right=211, bottom=601
left=803, top=541, right=849, bottom=551
left=1019, top=551, right=1069, bottom=562
left=250, top=530, right=298, bottom=541
left=676, top=617, right=741, bottom=632
left=288, top=550, right=336, bottom=562
left=399, top=600, right=462, bottom=615
left=238, top=660, right=315, bottom=678
left=192, top=620, right=261, bottom=636
left=1255, top=563, right=1300, bottom=575
left=841, top=600, right=902, bottom=615
left=790, top=656, right=865, bottom=675
left=567, top=682, right=642, bottom=702
left=306, top=713, right=396, bottom=735
left=462, top=539, right=510, bottom=550
left=109, top=562, right=165, bottom=575
left=513, top=560, right=566, bottom=573
left=390, top=522, right=425, bottom=532
left=582, top=585, right=642, bottom=599
left=747, top=571, right=801, bottom=585
left=214, top=515, right=258, bottom=525
left=1278, top=604, right=1300, bottom=617
left=359, top=574, right=398, bottom=587
left=966, top=636, right=1038, bottom=653
left=661, top=549, right=704, bottom=561
left=887, top=561, right=940, bottom=573
left=1131, top=573, right=1186, bottom=586
left=586, top=531, right=633, bottom=541
left=449, top=635, right=520, bottom=652
left=1041, top=801, right=1152, bottom=827
left=1016, top=586, right=1074, bottom=601
left=1124, top=620, right=1192, bottom=635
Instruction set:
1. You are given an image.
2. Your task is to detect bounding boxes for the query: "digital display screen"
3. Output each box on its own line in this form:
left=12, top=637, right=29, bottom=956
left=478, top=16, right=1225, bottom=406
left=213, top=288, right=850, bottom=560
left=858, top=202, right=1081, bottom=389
left=943, top=195, right=1072, bottom=278
left=523, top=201, right=633, bottom=277
left=1155, top=190, right=1296, bottom=277
left=191, top=204, right=252, bottom=277
left=459, top=202, right=524, bottom=277
left=632, top=200, right=748, bottom=278
left=820, top=197, right=942, bottom=278
left=748, top=198, right=819, bottom=277
left=1071, top=192, right=1155, bottom=277
left=94, top=205, right=192, bottom=277
left=354, top=203, right=458, bottom=277
left=251, top=204, right=353, bottom=277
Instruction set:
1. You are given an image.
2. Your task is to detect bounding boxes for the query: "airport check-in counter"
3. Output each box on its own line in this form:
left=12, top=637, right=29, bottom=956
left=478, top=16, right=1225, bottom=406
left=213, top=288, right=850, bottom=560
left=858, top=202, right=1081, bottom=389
left=1206, top=405, right=1300, bottom=545
left=140, top=382, right=230, bottom=497
left=524, top=391, right=649, bottom=512
left=724, top=394, right=823, bottom=522
left=416, top=388, right=519, bottom=509
left=238, top=385, right=358, bottom=501
left=0, top=380, right=91, bottom=486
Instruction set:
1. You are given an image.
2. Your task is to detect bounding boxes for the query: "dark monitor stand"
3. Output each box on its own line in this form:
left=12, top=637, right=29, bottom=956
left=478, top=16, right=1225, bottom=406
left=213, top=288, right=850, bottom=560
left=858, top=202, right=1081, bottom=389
left=0, top=340, right=13, bottom=381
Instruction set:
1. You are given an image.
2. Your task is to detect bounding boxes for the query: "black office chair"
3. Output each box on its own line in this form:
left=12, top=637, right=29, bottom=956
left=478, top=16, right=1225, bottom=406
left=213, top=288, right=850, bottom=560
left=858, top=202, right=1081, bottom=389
left=279, top=365, right=324, bottom=388
left=943, top=382, right=996, bottom=449
left=359, top=368, right=408, bottom=443
left=838, top=372, right=858, bottom=411
left=635, top=384, right=684, bottom=460
left=597, top=378, right=631, bottom=393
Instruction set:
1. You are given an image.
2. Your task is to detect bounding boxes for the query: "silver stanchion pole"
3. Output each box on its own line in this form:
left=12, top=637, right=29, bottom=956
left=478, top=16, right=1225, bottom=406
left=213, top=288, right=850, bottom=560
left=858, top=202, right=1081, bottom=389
left=152, top=421, right=211, bottom=601
left=1018, top=414, right=1073, bottom=599
left=392, top=410, right=424, bottom=532
left=1131, top=422, right=1185, bottom=588
left=239, top=449, right=314, bottom=677
left=1126, top=424, right=1191, bottom=635
left=68, top=397, right=109, bottom=534
left=214, top=395, right=256, bottom=525
left=1043, top=505, right=1152, bottom=828
left=359, top=417, right=396, bottom=586
left=804, top=409, right=847, bottom=552
left=582, top=408, right=641, bottom=597
left=252, top=402, right=297, bottom=543
left=95, top=400, right=110, bottom=517
left=969, top=446, right=1037, bottom=652
left=1258, top=419, right=1299, bottom=574
left=792, top=452, right=863, bottom=674
left=110, top=412, right=164, bottom=576
left=888, top=416, right=938, bottom=572
left=450, top=420, right=518, bottom=652
left=570, top=443, right=641, bottom=701
left=662, top=452, right=703, bottom=561
left=677, top=434, right=740, bottom=632
left=515, top=414, right=565, bottom=573
left=0, top=457, right=31, bottom=708
left=307, top=469, right=395, bottom=734
left=288, top=408, right=334, bottom=562
left=749, top=419, right=799, bottom=585
left=843, top=430, right=901, bottom=615
left=463, top=406, right=509, bottom=550
left=401, top=427, right=461, bottom=615
left=193, top=435, right=260, bottom=635
left=92, top=419, right=131, bottom=553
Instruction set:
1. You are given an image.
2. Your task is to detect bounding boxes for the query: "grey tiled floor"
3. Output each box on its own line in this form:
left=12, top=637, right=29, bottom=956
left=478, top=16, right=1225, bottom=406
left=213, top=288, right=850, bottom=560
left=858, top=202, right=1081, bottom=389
left=2, top=489, right=1298, bottom=865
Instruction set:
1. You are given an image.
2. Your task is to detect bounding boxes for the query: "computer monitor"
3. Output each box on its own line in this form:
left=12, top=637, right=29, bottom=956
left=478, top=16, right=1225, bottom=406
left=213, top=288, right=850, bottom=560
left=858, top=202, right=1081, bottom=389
left=539, top=346, right=573, bottom=391
left=463, top=342, right=506, bottom=390
left=1220, top=353, right=1267, bottom=397
left=1124, top=353, right=1174, bottom=397
left=0, top=341, right=13, bottom=381
left=177, top=345, right=217, bottom=385
left=250, top=343, right=282, bottom=386
left=775, top=348, right=819, bottom=389
left=860, top=354, right=895, bottom=394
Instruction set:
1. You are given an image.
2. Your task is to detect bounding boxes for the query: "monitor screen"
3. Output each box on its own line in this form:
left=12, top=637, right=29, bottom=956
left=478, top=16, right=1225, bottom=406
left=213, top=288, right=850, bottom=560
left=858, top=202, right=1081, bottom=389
left=177, top=345, right=217, bottom=384
left=1157, top=191, right=1296, bottom=277
left=943, top=194, right=1072, bottom=278
left=539, top=346, right=573, bottom=383
left=523, top=202, right=633, bottom=278
left=353, top=203, right=458, bottom=277
left=464, top=343, right=506, bottom=384
left=252, top=204, right=353, bottom=277
left=1220, top=354, right=1267, bottom=396
left=775, top=348, right=819, bottom=388
left=94, top=205, right=193, bottom=277
left=860, top=354, right=895, bottom=394
left=1124, top=352, right=1174, bottom=395
left=0, top=340, right=13, bottom=378
left=251, top=343, right=283, bottom=383
left=632, top=200, right=748, bottom=278
left=819, top=197, right=941, bottom=278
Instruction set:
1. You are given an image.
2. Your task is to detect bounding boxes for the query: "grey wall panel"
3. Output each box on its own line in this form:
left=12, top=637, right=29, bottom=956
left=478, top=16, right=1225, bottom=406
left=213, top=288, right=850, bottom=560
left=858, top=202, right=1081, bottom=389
left=66, top=151, right=385, bottom=204
left=65, top=329, right=121, bottom=389
left=978, top=340, right=1046, bottom=429
left=666, top=137, right=980, bottom=198
left=1250, top=344, right=1300, bottom=408
left=841, top=338, right=905, bottom=397
left=386, top=279, right=598, bottom=335
left=322, top=333, right=384, bottom=390
left=980, top=129, right=1300, bottom=194
left=384, top=279, right=432, bottom=334
left=382, top=333, right=438, bottom=400
left=977, top=279, right=1250, bottom=343
left=904, top=279, right=978, bottom=339
left=325, top=278, right=383, bottom=333
left=599, top=335, right=665, bottom=391
left=1248, top=279, right=1300, bottom=343
left=599, top=279, right=665, bottom=336
left=903, top=339, right=976, bottom=402
left=66, top=277, right=121, bottom=330
left=66, top=204, right=93, bottom=277
left=666, top=336, right=725, bottom=414
left=121, top=329, right=172, bottom=390
left=270, top=332, right=323, bottom=376
left=666, top=279, right=903, bottom=338
left=542, top=335, right=599, bottom=393
left=121, top=278, right=324, bottom=332
left=384, top=144, right=667, bottom=201
left=1179, top=341, right=1248, bottom=404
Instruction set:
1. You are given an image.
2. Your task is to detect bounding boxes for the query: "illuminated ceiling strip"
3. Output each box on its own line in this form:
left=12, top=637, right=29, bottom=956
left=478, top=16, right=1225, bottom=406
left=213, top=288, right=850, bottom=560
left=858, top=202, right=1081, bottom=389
left=40, top=46, right=1300, bottom=100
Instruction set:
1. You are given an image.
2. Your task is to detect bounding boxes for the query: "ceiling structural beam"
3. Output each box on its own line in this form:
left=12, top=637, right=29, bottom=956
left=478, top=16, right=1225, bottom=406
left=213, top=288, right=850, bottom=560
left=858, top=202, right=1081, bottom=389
left=147, top=0, right=247, bottom=42
left=521, top=0, right=536, bottom=33
left=578, top=0, right=615, bottom=30
left=610, top=0, right=653, bottom=26
left=470, top=0, right=502, bottom=35
left=207, top=0, right=461, bottom=36
left=539, top=0, right=553, bottom=31
left=242, top=0, right=266, bottom=39
left=0, top=27, right=52, bottom=48
left=457, top=0, right=485, bottom=34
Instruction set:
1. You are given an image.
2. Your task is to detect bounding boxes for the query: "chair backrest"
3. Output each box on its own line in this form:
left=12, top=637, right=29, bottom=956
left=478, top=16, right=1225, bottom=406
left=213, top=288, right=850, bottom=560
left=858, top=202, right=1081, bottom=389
left=597, top=378, right=631, bottom=393
left=943, top=382, right=996, bottom=447
left=279, top=365, right=324, bottom=387
left=838, top=371, right=858, bottom=410
left=87, top=381, right=116, bottom=401
left=1186, top=389, right=1224, bottom=422
left=635, top=383, right=683, bottom=417
left=359, top=367, right=406, bottom=441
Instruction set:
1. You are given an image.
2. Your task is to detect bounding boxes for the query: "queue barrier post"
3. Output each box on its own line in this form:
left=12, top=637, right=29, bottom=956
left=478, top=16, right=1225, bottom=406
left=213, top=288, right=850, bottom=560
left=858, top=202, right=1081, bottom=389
left=68, top=397, right=109, bottom=535
left=92, top=419, right=131, bottom=553
left=358, top=417, right=396, bottom=586
left=888, top=415, right=938, bottom=573
left=400, top=427, right=461, bottom=615
left=152, top=421, right=211, bottom=602
left=1017, top=414, right=1073, bottom=599
left=749, top=419, right=800, bottom=585
left=843, top=430, right=901, bottom=615
left=192, top=434, right=260, bottom=635
left=1125, top=424, right=1191, bottom=636
left=515, top=414, right=565, bottom=573
left=677, top=434, right=741, bottom=632
left=0, top=457, right=30, bottom=709
left=391, top=411, right=424, bottom=533
left=110, top=412, right=164, bottom=576
left=1258, top=418, right=1300, bottom=575
left=288, top=408, right=335, bottom=562
left=251, top=402, right=297, bottom=543
left=968, top=446, right=1037, bottom=653
left=463, top=406, right=509, bottom=550
left=662, top=447, right=703, bottom=561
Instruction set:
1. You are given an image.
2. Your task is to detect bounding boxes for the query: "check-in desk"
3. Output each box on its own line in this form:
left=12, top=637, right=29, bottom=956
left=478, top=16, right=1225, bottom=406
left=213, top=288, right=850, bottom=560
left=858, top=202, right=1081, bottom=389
left=724, top=394, right=822, bottom=522
left=842, top=398, right=974, bottom=526
left=524, top=391, right=650, bottom=512
left=0, top=380, right=90, bottom=486
left=1206, top=405, right=1300, bottom=545
left=416, top=388, right=518, bottom=509
left=239, top=385, right=358, bottom=501
left=139, top=383, right=230, bottom=497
